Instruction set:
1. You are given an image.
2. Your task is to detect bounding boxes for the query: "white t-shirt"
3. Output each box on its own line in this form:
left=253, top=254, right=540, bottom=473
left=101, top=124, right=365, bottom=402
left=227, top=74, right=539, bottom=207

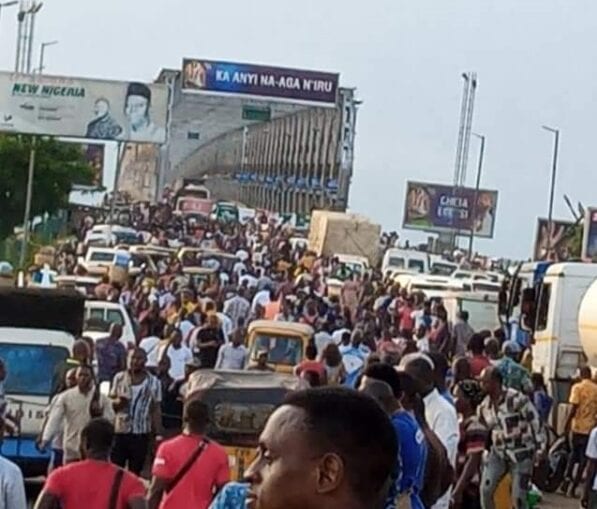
left=0, top=456, right=26, bottom=509
left=331, top=328, right=350, bottom=345
left=251, top=289, right=270, bottom=313
left=314, top=331, right=334, bottom=356
left=416, top=337, right=430, bottom=353
left=139, top=336, right=161, bottom=368
left=217, top=312, right=234, bottom=342
left=586, top=427, right=597, bottom=490
left=158, top=344, right=193, bottom=381
left=239, top=274, right=258, bottom=289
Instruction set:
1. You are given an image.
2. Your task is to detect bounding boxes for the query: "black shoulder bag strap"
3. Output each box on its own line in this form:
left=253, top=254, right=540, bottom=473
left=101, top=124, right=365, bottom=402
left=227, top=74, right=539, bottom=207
left=108, top=468, right=125, bottom=509
left=165, top=438, right=210, bottom=494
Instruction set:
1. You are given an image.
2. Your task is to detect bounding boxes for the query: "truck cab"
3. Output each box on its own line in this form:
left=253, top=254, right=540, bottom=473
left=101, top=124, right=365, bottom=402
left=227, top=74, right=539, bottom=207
left=532, top=263, right=597, bottom=411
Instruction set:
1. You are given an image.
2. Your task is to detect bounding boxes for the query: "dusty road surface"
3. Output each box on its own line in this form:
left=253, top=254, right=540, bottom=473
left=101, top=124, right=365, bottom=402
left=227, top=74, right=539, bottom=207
left=540, top=492, right=579, bottom=509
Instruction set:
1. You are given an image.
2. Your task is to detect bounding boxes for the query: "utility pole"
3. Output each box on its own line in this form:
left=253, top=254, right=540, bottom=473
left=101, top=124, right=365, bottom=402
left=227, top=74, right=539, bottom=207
left=451, top=72, right=477, bottom=249
left=468, top=133, right=485, bottom=257
left=15, top=0, right=42, bottom=73
left=542, top=126, right=560, bottom=255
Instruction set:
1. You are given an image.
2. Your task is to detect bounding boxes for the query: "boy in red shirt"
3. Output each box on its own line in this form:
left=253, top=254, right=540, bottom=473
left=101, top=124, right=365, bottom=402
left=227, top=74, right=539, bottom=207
left=148, top=398, right=229, bottom=509
left=34, top=418, right=146, bottom=509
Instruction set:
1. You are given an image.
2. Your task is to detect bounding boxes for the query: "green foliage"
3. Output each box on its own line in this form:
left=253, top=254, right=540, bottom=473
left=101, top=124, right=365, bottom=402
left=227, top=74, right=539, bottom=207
left=0, top=134, right=94, bottom=239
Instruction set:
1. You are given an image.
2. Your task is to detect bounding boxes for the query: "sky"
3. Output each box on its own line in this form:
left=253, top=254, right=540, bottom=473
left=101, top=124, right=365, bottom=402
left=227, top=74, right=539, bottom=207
left=0, top=0, right=595, bottom=259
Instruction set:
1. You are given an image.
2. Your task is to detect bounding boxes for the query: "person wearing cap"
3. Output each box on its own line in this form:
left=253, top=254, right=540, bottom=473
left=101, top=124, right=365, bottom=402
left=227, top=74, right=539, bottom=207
left=247, top=350, right=274, bottom=372
left=496, top=340, right=532, bottom=395
left=122, top=82, right=165, bottom=143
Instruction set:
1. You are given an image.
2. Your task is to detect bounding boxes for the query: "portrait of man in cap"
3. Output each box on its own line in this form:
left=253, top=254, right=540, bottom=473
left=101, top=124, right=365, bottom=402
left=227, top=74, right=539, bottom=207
left=122, top=82, right=166, bottom=144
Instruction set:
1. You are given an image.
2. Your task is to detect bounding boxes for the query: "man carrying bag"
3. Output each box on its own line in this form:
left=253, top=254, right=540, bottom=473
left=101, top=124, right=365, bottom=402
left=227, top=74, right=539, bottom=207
left=148, top=399, right=230, bottom=509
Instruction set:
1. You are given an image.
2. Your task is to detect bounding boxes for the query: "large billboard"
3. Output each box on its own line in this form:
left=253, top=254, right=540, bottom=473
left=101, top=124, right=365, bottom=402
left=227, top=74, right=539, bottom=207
left=582, top=207, right=597, bottom=260
left=403, top=181, right=498, bottom=238
left=182, top=58, right=339, bottom=105
left=534, top=218, right=580, bottom=261
left=0, top=72, right=168, bottom=144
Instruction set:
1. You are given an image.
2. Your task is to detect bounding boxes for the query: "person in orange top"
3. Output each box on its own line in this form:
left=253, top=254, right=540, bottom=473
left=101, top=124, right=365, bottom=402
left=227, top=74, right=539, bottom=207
left=562, top=366, right=597, bottom=497
left=263, top=297, right=281, bottom=320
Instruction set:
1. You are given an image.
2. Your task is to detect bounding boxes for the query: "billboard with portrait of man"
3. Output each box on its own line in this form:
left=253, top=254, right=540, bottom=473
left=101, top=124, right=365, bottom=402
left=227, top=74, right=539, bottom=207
left=0, top=72, right=168, bottom=144
left=403, top=181, right=498, bottom=238
left=533, top=218, right=581, bottom=262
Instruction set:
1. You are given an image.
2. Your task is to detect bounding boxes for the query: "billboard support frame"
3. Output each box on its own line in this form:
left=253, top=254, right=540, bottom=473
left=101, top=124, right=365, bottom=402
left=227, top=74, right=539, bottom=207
left=19, top=137, right=36, bottom=267
left=109, top=141, right=126, bottom=224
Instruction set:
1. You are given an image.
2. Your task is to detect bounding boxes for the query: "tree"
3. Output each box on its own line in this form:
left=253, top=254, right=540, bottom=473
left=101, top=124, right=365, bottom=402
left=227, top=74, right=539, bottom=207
left=0, top=135, right=94, bottom=239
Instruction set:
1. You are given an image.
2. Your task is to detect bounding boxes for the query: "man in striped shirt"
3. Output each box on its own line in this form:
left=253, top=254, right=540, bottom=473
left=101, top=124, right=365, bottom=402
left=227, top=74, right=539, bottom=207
left=110, top=348, right=163, bottom=475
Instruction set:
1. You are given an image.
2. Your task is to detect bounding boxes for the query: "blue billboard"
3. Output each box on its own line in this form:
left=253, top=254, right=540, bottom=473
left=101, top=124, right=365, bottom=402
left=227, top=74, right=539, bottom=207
left=182, top=59, right=339, bottom=104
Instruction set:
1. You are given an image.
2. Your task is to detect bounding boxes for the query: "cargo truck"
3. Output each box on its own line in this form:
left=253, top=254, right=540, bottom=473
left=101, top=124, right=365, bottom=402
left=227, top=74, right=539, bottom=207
left=308, top=210, right=381, bottom=267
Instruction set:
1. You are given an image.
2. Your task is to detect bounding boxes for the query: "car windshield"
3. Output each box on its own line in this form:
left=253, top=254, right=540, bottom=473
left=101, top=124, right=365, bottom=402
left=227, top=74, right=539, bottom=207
left=430, top=263, right=456, bottom=276
left=408, top=260, right=425, bottom=273
left=89, top=252, right=114, bottom=262
left=0, top=343, right=69, bottom=396
left=212, top=402, right=275, bottom=434
left=388, top=256, right=405, bottom=268
left=251, top=334, right=303, bottom=366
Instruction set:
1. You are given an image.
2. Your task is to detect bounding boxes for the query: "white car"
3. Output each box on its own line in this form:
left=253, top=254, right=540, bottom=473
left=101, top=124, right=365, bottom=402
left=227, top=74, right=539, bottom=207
left=78, top=247, right=117, bottom=276
left=83, top=301, right=136, bottom=348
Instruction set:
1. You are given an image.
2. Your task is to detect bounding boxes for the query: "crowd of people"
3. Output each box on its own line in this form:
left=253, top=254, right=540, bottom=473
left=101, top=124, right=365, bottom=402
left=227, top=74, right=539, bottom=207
left=1, top=203, right=596, bottom=509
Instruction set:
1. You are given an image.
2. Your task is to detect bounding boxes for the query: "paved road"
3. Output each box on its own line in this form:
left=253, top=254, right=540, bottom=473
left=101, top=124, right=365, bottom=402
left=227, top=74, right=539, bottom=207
left=543, top=493, right=579, bottom=509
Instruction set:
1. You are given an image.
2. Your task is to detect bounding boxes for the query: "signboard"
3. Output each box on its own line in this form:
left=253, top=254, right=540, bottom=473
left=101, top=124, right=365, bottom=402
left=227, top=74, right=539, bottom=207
left=242, top=105, right=271, bottom=122
left=534, top=218, right=580, bottom=262
left=583, top=207, right=597, bottom=260
left=403, top=181, right=498, bottom=238
left=182, top=58, right=339, bottom=104
left=0, top=72, right=168, bottom=144
left=175, top=197, right=213, bottom=217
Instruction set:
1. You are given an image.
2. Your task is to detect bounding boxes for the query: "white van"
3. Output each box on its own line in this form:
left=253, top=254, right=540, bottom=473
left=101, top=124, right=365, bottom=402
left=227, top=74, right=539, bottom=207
left=442, top=292, right=500, bottom=333
left=84, top=301, right=136, bottom=348
left=382, top=248, right=429, bottom=276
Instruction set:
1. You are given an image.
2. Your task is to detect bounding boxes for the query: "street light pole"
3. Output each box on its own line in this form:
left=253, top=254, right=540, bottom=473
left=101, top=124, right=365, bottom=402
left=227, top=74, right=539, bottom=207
left=38, top=39, right=57, bottom=73
left=542, top=126, right=560, bottom=255
left=468, top=133, right=485, bottom=258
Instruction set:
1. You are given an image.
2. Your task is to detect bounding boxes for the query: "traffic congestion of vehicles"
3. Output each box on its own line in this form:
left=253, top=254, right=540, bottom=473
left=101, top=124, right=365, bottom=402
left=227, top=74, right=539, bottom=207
left=0, top=192, right=592, bottom=509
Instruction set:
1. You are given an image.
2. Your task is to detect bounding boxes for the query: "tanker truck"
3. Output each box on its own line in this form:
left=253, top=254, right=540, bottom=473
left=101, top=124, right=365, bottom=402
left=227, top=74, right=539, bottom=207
left=531, top=262, right=597, bottom=427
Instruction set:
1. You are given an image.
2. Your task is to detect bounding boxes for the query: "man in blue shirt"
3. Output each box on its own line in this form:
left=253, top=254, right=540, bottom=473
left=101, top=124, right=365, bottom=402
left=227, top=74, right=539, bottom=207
left=360, top=363, right=427, bottom=509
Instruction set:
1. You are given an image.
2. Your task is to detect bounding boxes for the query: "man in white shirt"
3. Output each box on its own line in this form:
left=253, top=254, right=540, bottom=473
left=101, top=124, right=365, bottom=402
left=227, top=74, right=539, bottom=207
left=157, top=328, right=193, bottom=381
left=41, top=365, right=114, bottom=462
left=402, top=353, right=459, bottom=509
left=0, top=417, right=26, bottom=509
left=238, top=270, right=258, bottom=290
left=223, top=288, right=250, bottom=327
left=215, top=333, right=248, bottom=370
left=251, top=287, right=271, bottom=314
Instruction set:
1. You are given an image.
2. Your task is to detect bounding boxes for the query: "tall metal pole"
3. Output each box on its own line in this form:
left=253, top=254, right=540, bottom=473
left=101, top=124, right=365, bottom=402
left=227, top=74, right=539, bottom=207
left=37, top=40, right=57, bottom=73
left=14, top=6, right=23, bottom=71
left=542, top=126, right=560, bottom=255
left=110, top=142, right=128, bottom=224
left=468, top=133, right=485, bottom=257
left=19, top=137, right=36, bottom=267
